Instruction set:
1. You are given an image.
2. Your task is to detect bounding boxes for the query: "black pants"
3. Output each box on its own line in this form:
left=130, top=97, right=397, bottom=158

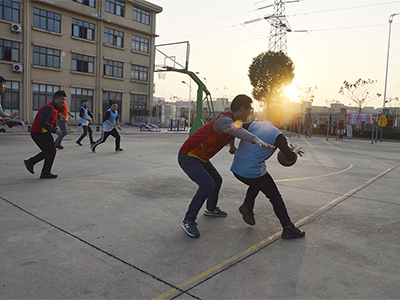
left=91, top=128, right=120, bottom=150
left=28, top=132, right=57, bottom=175
left=76, top=125, right=93, bottom=144
left=233, top=172, right=292, bottom=227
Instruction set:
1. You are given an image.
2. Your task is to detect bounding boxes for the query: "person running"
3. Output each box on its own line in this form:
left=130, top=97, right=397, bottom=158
left=54, top=102, right=74, bottom=149
left=230, top=105, right=305, bottom=239
left=23, top=90, right=66, bottom=179
left=0, top=76, right=19, bottom=119
left=179, top=94, right=274, bottom=238
left=91, top=102, right=123, bottom=152
left=76, top=99, right=95, bottom=146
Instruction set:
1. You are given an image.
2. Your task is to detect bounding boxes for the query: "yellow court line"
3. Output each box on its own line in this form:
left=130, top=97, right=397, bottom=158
left=275, top=164, right=353, bottom=182
left=153, top=165, right=398, bottom=300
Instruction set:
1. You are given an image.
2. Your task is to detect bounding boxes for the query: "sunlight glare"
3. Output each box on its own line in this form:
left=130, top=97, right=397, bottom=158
left=285, top=85, right=298, bottom=102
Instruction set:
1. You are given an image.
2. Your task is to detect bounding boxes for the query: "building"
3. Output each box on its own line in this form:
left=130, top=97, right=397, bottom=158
left=0, top=0, right=162, bottom=124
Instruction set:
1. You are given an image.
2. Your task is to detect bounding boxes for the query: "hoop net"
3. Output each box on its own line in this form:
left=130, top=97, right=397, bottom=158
left=158, top=72, right=167, bottom=80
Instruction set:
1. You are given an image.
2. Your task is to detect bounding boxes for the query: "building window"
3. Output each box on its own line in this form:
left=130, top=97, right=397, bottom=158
left=104, top=59, right=123, bottom=78
left=33, top=8, right=61, bottom=33
left=133, top=6, right=149, bottom=25
left=104, top=28, right=124, bottom=48
left=71, top=87, right=94, bottom=119
left=32, top=84, right=60, bottom=117
left=0, top=38, right=20, bottom=62
left=103, top=91, right=122, bottom=119
left=131, top=65, right=148, bottom=82
left=131, top=35, right=149, bottom=53
left=72, top=18, right=95, bottom=41
left=1, top=81, right=20, bottom=115
left=71, top=53, right=94, bottom=73
left=105, top=0, right=125, bottom=17
left=33, top=46, right=60, bottom=68
left=0, top=0, right=20, bottom=23
left=130, top=94, right=147, bottom=121
left=73, top=0, right=95, bottom=8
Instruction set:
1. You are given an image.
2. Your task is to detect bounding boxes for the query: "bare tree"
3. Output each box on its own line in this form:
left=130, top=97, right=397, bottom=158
left=296, top=85, right=318, bottom=104
left=338, top=78, right=381, bottom=113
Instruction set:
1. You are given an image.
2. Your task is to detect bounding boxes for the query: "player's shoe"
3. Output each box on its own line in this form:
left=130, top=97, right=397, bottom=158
left=203, top=207, right=227, bottom=217
left=180, top=220, right=200, bottom=238
left=282, top=224, right=305, bottom=239
left=239, top=204, right=255, bottom=225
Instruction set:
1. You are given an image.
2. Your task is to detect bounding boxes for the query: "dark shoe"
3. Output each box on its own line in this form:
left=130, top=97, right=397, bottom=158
left=282, top=224, right=305, bottom=239
left=23, top=160, right=34, bottom=174
left=90, top=146, right=95, bottom=153
left=116, top=148, right=123, bottom=151
left=40, top=173, right=58, bottom=179
left=55, top=145, right=64, bottom=149
left=203, top=207, right=227, bottom=217
left=76, top=141, right=83, bottom=146
left=180, top=220, right=200, bottom=238
left=239, top=204, right=255, bottom=225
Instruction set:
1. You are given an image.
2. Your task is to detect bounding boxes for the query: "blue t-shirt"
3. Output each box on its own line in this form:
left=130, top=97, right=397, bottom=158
left=230, top=121, right=281, bottom=178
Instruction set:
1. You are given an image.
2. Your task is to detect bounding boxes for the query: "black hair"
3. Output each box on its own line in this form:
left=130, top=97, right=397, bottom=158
left=82, top=99, right=88, bottom=104
left=0, top=76, right=5, bottom=83
left=54, top=90, right=67, bottom=99
left=230, top=94, right=252, bottom=112
left=110, top=101, right=118, bottom=106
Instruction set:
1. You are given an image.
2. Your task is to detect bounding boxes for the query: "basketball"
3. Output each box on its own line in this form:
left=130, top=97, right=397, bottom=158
left=277, top=150, right=297, bottom=167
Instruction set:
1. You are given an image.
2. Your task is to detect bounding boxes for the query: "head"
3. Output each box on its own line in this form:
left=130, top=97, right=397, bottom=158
left=110, top=102, right=118, bottom=112
left=53, top=90, right=67, bottom=109
left=231, top=94, right=253, bottom=122
left=82, top=99, right=88, bottom=108
left=0, top=76, right=6, bottom=94
left=266, top=105, right=285, bottom=128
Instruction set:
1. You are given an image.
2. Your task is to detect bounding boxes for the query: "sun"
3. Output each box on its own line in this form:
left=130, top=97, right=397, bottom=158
left=285, top=85, right=298, bottom=102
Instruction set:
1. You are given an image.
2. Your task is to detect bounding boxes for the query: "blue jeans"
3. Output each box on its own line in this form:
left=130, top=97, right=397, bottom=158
left=178, top=152, right=222, bottom=222
left=54, top=119, right=68, bottom=146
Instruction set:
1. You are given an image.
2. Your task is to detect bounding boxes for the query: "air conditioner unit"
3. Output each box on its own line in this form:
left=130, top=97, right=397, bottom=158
left=12, top=64, right=23, bottom=73
left=11, top=23, right=21, bottom=33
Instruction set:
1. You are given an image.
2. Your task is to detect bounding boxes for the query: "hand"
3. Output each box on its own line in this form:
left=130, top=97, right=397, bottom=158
left=290, top=144, right=304, bottom=156
left=117, top=125, right=121, bottom=131
left=253, top=137, right=275, bottom=149
left=229, top=146, right=237, bottom=155
left=55, top=128, right=62, bottom=136
left=10, top=112, right=19, bottom=118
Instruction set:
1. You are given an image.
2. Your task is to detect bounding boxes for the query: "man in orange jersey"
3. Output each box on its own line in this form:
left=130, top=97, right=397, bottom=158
left=24, top=90, right=66, bottom=179
left=179, top=94, right=274, bottom=238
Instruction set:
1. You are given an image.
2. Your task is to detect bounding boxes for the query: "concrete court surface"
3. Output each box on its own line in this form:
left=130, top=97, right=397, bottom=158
left=0, top=126, right=400, bottom=300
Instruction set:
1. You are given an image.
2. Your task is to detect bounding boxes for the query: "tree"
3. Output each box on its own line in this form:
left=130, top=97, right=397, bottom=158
left=338, top=78, right=381, bottom=113
left=296, top=85, right=318, bottom=104
left=248, top=51, right=295, bottom=105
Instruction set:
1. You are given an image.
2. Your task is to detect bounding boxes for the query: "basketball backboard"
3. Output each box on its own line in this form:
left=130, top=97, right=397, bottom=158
left=154, top=41, right=190, bottom=72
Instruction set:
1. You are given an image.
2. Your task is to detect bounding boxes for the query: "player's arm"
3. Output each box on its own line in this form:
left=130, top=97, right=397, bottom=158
left=215, top=115, right=274, bottom=149
left=39, top=106, right=58, bottom=133
left=275, top=134, right=303, bottom=159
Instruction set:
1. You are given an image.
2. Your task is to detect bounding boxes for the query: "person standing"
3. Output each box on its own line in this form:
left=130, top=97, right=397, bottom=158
left=230, top=106, right=305, bottom=239
left=90, top=102, right=123, bottom=152
left=178, top=94, right=275, bottom=238
left=0, top=76, right=19, bottom=118
left=76, top=99, right=95, bottom=146
left=54, top=102, right=74, bottom=149
left=23, top=90, right=66, bottom=179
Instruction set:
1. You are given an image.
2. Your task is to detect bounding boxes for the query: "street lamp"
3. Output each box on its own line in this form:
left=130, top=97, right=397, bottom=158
left=182, top=80, right=192, bottom=129
left=383, top=13, right=399, bottom=109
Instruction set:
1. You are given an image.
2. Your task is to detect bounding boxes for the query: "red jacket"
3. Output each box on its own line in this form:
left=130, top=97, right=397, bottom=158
left=180, top=111, right=235, bottom=162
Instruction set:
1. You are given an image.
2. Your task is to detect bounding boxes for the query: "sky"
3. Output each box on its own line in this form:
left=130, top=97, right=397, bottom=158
left=152, top=0, right=400, bottom=109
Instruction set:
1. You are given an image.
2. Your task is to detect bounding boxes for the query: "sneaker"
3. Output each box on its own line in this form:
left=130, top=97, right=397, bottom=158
left=40, top=173, right=58, bottom=179
left=203, top=207, right=227, bottom=217
left=55, top=145, right=64, bottom=149
left=282, top=224, right=305, bottom=239
left=23, top=160, right=34, bottom=174
left=239, top=204, right=255, bottom=225
left=116, top=148, right=123, bottom=151
left=90, top=146, right=95, bottom=153
left=180, top=220, right=200, bottom=238
left=76, top=141, right=83, bottom=146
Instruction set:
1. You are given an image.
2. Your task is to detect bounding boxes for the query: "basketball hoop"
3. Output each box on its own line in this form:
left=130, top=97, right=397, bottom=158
left=158, top=72, right=166, bottom=80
